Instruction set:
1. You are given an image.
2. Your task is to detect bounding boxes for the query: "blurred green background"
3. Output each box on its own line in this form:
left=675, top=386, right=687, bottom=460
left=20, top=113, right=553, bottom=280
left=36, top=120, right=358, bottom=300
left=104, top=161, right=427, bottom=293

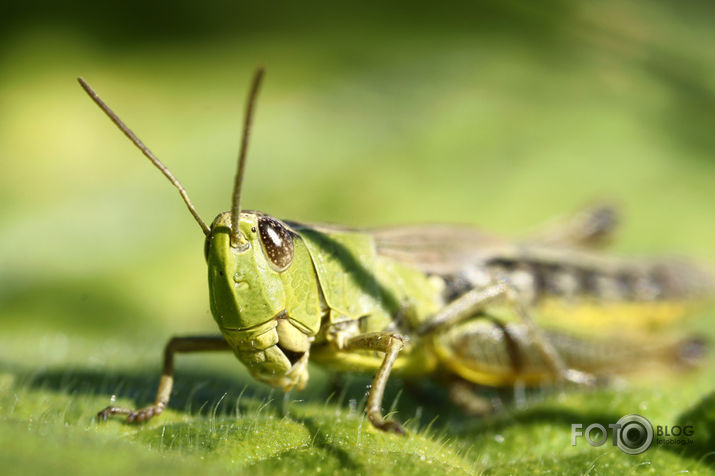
left=1, top=1, right=714, bottom=474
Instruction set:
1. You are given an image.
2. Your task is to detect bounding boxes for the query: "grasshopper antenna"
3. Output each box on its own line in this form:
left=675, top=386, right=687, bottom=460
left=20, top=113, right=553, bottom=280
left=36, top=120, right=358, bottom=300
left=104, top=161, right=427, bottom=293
left=230, top=67, right=265, bottom=247
left=77, top=77, right=211, bottom=236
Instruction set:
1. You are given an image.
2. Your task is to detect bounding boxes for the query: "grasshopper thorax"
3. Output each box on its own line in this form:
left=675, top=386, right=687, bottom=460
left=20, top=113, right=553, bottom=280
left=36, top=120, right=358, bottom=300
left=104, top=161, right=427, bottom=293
left=205, top=211, right=316, bottom=391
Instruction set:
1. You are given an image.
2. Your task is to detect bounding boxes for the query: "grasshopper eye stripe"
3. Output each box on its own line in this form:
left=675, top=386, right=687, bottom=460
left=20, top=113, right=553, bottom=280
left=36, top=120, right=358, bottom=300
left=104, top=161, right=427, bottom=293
left=266, top=226, right=283, bottom=246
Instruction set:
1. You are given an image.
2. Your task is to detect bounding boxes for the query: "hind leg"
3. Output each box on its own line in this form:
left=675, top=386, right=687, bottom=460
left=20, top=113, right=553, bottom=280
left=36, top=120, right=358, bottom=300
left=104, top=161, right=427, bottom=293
left=418, top=282, right=594, bottom=385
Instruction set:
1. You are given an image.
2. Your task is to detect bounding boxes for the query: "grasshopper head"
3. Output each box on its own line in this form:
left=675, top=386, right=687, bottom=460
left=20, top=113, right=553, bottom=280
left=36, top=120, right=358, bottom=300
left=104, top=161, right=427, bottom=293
left=79, top=71, right=315, bottom=391
left=205, top=211, right=314, bottom=391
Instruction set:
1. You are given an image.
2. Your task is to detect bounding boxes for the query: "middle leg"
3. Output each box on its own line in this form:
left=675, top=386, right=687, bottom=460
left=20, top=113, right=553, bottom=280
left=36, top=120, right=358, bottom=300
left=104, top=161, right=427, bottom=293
left=342, top=332, right=406, bottom=434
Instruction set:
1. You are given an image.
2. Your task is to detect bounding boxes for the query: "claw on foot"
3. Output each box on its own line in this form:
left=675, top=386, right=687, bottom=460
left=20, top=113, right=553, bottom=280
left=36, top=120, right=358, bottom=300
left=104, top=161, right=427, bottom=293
left=368, top=415, right=406, bottom=435
left=96, top=405, right=163, bottom=424
left=379, top=420, right=406, bottom=435
left=97, top=408, right=110, bottom=422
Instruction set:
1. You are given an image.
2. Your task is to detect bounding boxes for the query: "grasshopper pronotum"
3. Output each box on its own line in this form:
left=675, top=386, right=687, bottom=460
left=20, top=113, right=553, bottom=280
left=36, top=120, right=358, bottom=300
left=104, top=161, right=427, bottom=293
left=80, top=69, right=711, bottom=434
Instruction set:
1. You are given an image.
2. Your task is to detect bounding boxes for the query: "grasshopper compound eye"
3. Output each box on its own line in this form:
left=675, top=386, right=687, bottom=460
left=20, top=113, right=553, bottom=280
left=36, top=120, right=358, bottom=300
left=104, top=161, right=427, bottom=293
left=258, top=216, right=294, bottom=271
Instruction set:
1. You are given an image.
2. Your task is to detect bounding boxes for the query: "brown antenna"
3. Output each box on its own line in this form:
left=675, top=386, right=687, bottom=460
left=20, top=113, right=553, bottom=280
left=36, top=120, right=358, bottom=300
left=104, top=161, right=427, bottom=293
left=230, top=67, right=265, bottom=246
left=78, top=77, right=210, bottom=236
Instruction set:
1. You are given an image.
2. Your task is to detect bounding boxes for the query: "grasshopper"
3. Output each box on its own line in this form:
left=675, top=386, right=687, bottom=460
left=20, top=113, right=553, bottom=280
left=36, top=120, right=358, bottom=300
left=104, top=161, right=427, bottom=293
left=80, top=69, right=711, bottom=434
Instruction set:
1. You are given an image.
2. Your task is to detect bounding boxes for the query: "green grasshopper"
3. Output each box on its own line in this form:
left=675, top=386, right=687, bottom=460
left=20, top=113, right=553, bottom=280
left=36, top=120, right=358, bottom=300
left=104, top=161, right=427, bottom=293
left=80, top=69, right=711, bottom=434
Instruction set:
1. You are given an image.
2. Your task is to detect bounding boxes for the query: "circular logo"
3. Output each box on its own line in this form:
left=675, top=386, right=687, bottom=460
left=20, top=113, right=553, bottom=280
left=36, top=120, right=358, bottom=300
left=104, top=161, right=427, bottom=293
left=615, top=414, right=653, bottom=455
